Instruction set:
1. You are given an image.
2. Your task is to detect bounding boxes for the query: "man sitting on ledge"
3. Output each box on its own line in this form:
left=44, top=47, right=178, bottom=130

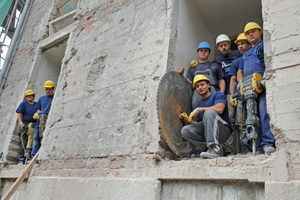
left=181, top=75, right=232, bottom=159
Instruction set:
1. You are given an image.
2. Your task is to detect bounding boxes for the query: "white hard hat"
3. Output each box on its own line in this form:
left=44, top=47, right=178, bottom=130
left=216, top=34, right=230, bottom=45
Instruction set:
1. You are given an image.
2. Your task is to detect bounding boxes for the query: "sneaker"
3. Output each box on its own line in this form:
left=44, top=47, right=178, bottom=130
left=200, top=146, right=220, bottom=159
left=264, top=146, right=276, bottom=154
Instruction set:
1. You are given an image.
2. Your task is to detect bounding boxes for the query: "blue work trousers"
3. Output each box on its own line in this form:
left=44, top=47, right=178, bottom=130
left=31, top=122, right=40, bottom=158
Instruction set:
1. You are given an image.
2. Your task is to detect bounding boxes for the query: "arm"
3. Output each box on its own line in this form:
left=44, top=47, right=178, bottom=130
left=230, top=76, right=237, bottom=96
left=219, top=79, right=225, bottom=94
left=189, top=103, right=225, bottom=124
left=17, top=113, right=23, bottom=123
left=237, top=69, right=244, bottom=83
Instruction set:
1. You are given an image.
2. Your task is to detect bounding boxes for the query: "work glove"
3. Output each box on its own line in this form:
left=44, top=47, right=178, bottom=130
left=190, top=60, right=198, bottom=68
left=230, top=98, right=237, bottom=107
left=188, top=108, right=201, bottom=123
left=180, top=113, right=188, bottom=121
left=33, top=113, right=39, bottom=120
left=18, top=122, right=24, bottom=129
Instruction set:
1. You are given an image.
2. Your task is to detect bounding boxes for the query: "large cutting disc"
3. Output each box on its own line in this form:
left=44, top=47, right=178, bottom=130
left=157, top=71, right=193, bottom=157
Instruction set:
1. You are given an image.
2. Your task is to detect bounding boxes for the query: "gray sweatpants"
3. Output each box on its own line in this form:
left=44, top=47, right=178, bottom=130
left=181, top=109, right=232, bottom=152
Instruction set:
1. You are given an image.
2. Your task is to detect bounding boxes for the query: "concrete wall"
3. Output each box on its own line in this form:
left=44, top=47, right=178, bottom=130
left=0, top=0, right=300, bottom=199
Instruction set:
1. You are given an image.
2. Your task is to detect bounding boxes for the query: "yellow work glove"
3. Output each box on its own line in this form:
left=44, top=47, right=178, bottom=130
left=230, top=98, right=237, bottom=107
left=180, top=113, right=188, bottom=121
left=190, top=60, right=198, bottom=68
left=188, top=108, right=201, bottom=123
left=33, top=113, right=39, bottom=120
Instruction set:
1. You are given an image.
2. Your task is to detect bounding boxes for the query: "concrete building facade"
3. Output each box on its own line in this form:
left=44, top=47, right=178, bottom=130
left=0, top=0, right=299, bottom=199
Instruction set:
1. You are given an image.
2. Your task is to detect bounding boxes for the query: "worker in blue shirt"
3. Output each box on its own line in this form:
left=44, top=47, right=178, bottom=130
left=31, top=80, right=55, bottom=157
left=16, top=89, right=37, bottom=164
left=237, top=22, right=275, bottom=154
left=213, top=34, right=241, bottom=156
left=181, top=75, right=232, bottom=159
left=229, top=33, right=251, bottom=154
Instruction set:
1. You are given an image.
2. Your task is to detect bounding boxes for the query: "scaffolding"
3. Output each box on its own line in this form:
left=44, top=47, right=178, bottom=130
left=0, top=0, right=26, bottom=70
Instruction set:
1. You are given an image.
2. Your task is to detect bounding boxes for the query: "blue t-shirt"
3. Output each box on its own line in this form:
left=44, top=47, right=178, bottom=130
left=239, top=40, right=265, bottom=76
left=16, top=101, right=38, bottom=122
left=186, top=61, right=224, bottom=88
left=36, top=95, right=54, bottom=115
left=213, top=50, right=241, bottom=94
left=194, top=91, right=232, bottom=130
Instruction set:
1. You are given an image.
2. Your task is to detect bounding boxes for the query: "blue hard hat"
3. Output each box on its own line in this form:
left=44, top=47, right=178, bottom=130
left=197, top=41, right=211, bottom=52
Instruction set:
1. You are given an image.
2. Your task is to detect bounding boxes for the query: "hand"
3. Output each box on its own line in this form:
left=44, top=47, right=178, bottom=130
left=18, top=122, right=24, bottom=129
left=188, top=108, right=201, bottom=123
left=33, top=113, right=39, bottom=120
left=178, top=68, right=185, bottom=74
left=180, top=113, right=188, bottom=121
left=190, top=60, right=198, bottom=68
left=230, top=98, right=237, bottom=107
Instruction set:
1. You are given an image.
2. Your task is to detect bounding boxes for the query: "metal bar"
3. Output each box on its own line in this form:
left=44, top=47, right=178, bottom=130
left=0, top=0, right=31, bottom=91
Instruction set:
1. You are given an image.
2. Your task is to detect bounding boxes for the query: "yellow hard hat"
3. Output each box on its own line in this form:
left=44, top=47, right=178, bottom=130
left=44, top=80, right=55, bottom=88
left=234, top=33, right=248, bottom=44
left=244, top=22, right=262, bottom=34
left=193, top=75, right=210, bottom=88
left=24, top=89, right=35, bottom=97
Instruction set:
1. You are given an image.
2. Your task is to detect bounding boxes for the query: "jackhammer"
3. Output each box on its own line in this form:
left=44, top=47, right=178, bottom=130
left=231, top=73, right=264, bottom=155
left=21, top=122, right=36, bottom=163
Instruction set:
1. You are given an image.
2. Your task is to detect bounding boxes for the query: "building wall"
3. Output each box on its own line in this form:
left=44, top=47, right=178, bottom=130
left=0, top=0, right=300, bottom=199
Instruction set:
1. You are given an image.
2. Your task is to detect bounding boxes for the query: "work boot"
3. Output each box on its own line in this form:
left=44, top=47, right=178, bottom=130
left=264, top=146, right=276, bottom=154
left=200, top=145, right=220, bottom=159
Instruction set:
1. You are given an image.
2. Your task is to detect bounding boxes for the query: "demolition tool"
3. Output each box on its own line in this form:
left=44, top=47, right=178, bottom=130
left=232, top=73, right=264, bottom=156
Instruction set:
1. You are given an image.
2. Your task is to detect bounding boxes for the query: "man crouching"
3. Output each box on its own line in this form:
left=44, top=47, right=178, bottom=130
left=181, top=75, right=232, bottom=159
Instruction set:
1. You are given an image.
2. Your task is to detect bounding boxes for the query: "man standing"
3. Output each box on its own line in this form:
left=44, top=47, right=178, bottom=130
left=16, top=89, right=37, bottom=165
left=181, top=75, right=232, bottom=159
left=178, top=41, right=225, bottom=108
left=213, top=34, right=241, bottom=155
left=237, top=22, right=275, bottom=154
left=229, top=33, right=251, bottom=153
left=31, top=80, right=55, bottom=157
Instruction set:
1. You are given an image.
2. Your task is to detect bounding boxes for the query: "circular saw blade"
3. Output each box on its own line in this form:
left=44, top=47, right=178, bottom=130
left=156, top=71, right=193, bottom=157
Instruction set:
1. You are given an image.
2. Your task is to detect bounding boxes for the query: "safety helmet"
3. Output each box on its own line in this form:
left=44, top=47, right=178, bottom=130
left=193, top=75, right=211, bottom=88
left=216, top=34, right=230, bottom=45
left=24, top=89, right=35, bottom=97
left=44, top=80, right=55, bottom=88
left=197, top=41, right=211, bottom=52
left=244, top=22, right=262, bottom=34
left=234, top=33, right=248, bottom=44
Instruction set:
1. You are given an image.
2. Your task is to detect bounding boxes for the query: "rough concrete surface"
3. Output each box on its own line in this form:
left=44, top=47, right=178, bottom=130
left=0, top=0, right=300, bottom=199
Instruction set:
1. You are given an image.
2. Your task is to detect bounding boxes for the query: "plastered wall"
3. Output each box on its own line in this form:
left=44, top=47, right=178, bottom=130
left=0, top=0, right=300, bottom=199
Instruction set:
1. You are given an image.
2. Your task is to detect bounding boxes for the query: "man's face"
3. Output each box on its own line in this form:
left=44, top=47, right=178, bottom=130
left=245, top=29, right=262, bottom=46
left=195, top=81, right=210, bottom=96
left=197, top=48, right=210, bottom=60
left=45, top=88, right=54, bottom=96
left=237, top=40, right=251, bottom=54
left=25, top=95, right=35, bottom=102
left=217, top=41, right=231, bottom=56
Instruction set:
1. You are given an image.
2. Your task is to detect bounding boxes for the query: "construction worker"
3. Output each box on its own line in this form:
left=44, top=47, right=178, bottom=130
left=181, top=75, right=232, bottom=159
left=237, top=22, right=275, bottom=154
left=229, top=33, right=251, bottom=154
left=16, top=89, right=37, bottom=165
left=178, top=41, right=225, bottom=108
left=31, top=80, right=55, bottom=157
left=213, top=34, right=241, bottom=156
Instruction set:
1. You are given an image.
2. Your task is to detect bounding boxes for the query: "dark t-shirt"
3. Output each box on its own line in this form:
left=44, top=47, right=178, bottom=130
left=186, top=61, right=224, bottom=88
left=194, top=91, right=232, bottom=130
left=16, top=101, right=37, bottom=122
left=36, top=95, right=54, bottom=115
left=213, top=50, right=241, bottom=94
